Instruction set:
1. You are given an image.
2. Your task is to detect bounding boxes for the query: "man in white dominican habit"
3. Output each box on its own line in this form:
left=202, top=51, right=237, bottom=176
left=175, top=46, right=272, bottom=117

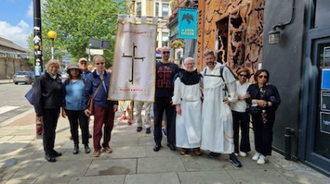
left=201, top=50, right=242, bottom=168
left=172, top=57, right=202, bottom=156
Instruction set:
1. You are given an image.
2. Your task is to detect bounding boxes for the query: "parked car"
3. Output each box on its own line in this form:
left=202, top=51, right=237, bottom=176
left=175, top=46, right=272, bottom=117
left=13, top=71, right=35, bottom=85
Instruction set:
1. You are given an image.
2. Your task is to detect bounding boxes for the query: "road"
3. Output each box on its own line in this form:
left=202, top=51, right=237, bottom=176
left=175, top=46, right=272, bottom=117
left=0, top=83, right=33, bottom=124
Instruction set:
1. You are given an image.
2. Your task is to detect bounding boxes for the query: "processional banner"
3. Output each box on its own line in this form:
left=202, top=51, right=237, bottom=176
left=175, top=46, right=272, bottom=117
left=109, top=22, right=156, bottom=102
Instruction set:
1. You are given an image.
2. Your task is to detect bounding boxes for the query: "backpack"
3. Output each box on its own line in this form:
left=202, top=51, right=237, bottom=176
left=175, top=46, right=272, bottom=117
left=203, top=65, right=230, bottom=97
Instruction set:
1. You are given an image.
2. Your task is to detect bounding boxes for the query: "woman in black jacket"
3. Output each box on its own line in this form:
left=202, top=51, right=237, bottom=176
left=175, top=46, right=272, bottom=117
left=246, top=69, right=281, bottom=165
left=33, top=59, right=63, bottom=162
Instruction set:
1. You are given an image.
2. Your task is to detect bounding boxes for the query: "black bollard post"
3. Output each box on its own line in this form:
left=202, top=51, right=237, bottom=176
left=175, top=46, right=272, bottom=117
left=285, top=127, right=294, bottom=160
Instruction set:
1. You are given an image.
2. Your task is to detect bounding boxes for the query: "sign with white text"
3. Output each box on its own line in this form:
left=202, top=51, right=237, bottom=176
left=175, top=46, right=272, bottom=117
left=178, top=9, right=197, bottom=39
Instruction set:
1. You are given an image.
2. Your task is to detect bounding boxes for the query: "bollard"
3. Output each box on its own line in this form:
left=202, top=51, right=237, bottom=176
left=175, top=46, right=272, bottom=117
left=284, top=127, right=295, bottom=160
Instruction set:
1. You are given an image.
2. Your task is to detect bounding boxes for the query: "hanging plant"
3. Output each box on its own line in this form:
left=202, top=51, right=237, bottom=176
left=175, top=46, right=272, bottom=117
left=170, top=40, right=184, bottom=49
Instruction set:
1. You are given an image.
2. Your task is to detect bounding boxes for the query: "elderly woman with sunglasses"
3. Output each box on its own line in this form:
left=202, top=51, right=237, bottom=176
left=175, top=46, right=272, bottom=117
left=230, top=68, right=251, bottom=158
left=246, top=69, right=281, bottom=164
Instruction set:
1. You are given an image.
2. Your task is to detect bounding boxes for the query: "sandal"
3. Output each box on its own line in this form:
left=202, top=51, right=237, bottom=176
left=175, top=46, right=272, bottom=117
left=180, top=149, right=187, bottom=155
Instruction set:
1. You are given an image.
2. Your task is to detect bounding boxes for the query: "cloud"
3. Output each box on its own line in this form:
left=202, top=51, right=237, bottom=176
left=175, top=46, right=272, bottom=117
left=0, top=20, right=31, bottom=48
left=26, top=2, right=33, bottom=18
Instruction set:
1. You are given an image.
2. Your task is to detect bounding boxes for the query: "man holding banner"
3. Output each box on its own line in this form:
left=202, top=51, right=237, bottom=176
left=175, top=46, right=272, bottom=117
left=153, top=47, right=179, bottom=152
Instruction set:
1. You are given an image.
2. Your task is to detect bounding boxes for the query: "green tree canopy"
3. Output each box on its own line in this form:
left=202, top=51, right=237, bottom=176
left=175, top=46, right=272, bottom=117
left=41, top=0, right=129, bottom=67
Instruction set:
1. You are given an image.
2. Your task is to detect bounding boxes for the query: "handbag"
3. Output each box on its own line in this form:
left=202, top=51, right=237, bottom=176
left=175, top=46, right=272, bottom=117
left=25, top=88, right=34, bottom=105
left=247, top=104, right=261, bottom=114
left=87, top=77, right=105, bottom=115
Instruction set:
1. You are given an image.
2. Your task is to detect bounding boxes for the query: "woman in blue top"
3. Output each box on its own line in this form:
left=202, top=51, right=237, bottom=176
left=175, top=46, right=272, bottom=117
left=62, top=64, right=91, bottom=155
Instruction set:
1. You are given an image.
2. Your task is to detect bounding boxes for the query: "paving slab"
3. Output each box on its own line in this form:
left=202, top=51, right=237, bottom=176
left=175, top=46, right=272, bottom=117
left=178, top=171, right=236, bottom=184
left=103, top=146, right=146, bottom=159
left=137, top=136, right=154, bottom=146
left=276, top=167, right=330, bottom=184
left=180, top=154, right=234, bottom=171
left=35, top=160, right=92, bottom=178
left=125, top=172, right=180, bottom=184
left=137, top=157, right=186, bottom=174
left=4, top=178, right=36, bottom=184
left=145, top=145, right=181, bottom=158
left=11, top=160, right=45, bottom=180
left=228, top=168, right=293, bottom=184
left=110, top=134, right=139, bottom=147
left=85, top=159, right=136, bottom=176
left=69, top=175, right=125, bottom=184
left=34, top=176, right=72, bottom=184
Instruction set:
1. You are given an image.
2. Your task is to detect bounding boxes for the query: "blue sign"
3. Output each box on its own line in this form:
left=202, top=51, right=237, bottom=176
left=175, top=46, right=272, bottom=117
left=178, top=9, right=197, bottom=39
left=322, top=69, right=330, bottom=90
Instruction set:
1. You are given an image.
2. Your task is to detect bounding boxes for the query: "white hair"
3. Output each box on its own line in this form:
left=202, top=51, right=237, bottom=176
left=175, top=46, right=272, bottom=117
left=183, top=57, right=195, bottom=70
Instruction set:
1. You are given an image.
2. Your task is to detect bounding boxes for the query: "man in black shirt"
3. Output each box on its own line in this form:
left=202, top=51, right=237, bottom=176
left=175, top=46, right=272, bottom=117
left=153, top=47, right=179, bottom=152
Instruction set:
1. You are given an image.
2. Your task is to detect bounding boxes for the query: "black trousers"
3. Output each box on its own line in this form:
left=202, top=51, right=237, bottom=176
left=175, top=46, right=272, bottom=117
left=153, top=97, right=175, bottom=145
left=65, top=109, right=89, bottom=146
left=43, top=108, right=60, bottom=156
left=251, top=112, right=275, bottom=156
left=232, top=111, right=251, bottom=153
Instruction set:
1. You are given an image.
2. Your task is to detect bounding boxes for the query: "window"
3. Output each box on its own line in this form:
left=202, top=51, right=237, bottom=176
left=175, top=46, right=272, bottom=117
left=162, top=3, right=169, bottom=19
left=314, top=0, right=330, bottom=28
left=155, top=2, right=159, bottom=17
left=136, top=2, right=142, bottom=17
left=162, top=32, right=169, bottom=46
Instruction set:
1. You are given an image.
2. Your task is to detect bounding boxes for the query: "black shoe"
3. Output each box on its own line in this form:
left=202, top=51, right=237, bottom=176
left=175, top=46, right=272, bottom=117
left=136, top=127, right=142, bottom=132
left=52, top=150, right=62, bottom=157
left=146, top=128, right=151, bottom=134
left=45, top=155, right=56, bottom=162
left=229, top=153, right=242, bottom=168
left=89, top=134, right=92, bottom=138
left=84, top=145, right=91, bottom=154
left=153, top=144, right=162, bottom=152
left=208, top=152, right=221, bottom=158
left=69, top=136, right=73, bottom=140
left=73, top=145, right=79, bottom=154
left=167, top=143, right=176, bottom=151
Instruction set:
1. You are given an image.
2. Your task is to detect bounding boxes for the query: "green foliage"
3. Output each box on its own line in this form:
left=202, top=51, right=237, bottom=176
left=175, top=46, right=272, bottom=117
left=41, top=0, right=129, bottom=67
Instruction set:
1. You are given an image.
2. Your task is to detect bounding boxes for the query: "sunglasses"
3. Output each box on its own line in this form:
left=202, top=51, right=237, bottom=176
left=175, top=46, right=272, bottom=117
left=258, top=75, right=267, bottom=79
left=96, top=62, right=104, bottom=65
left=239, top=74, right=248, bottom=77
left=162, top=51, right=170, bottom=54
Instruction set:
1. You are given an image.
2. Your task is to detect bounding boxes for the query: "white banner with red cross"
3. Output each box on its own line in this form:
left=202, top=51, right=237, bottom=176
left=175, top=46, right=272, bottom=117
left=108, top=22, right=156, bottom=102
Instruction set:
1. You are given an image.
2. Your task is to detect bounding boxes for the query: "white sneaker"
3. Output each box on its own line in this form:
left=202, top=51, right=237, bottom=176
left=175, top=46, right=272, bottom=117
left=252, top=152, right=261, bottom=161
left=257, top=155, right=266, bottom=164
left=234, top=153, right=238, bottom=156
left=239, top=151, right=247, bottom=157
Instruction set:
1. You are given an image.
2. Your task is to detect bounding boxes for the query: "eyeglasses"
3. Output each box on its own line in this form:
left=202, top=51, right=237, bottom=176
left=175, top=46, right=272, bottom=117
left=258, top=75, right=267, bottom=79
left=162, top=51, right=170, bottom=54
left=96, top=62, right=104, bottom=65
left=239, top=74, right=248, bottom=77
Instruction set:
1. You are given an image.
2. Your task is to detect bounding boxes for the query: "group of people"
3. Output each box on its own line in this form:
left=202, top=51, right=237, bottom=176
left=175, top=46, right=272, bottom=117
left=152, top=47, right=281, bottom=168
left=32, top=56, right=117, bottom=162
left=32, top=46, right=280, bottom=167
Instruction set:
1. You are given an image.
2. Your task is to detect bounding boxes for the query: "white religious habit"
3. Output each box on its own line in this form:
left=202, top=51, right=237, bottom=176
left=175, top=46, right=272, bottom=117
left=109, top=22, right=156, bottom=102
left=172, top=69, right=202, bottom=148
left=201, top=63, right=237, bottom=153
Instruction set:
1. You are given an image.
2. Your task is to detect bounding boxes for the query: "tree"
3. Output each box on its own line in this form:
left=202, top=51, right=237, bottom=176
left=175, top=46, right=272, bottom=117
left=41, top=0, right=129, bottom=66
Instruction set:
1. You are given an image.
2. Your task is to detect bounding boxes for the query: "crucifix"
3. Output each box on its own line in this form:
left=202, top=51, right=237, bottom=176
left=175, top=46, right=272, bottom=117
left=122, top=42, right=145, bottom=84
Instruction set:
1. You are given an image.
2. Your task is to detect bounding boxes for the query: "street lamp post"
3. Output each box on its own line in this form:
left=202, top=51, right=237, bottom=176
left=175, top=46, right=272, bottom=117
left=47, top=30, right=57, bottom=59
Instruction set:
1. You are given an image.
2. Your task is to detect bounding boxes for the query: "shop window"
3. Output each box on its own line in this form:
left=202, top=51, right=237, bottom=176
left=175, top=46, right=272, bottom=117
left=162, top=32, right=169, bottom=46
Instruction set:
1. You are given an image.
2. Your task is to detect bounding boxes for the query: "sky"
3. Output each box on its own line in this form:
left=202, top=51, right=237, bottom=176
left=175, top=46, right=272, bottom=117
left=0, top=0, right=33, bottom=48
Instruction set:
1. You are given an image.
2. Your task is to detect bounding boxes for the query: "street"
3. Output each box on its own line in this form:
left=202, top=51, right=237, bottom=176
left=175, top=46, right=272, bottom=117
left=0, top=83, right=32, bottom=124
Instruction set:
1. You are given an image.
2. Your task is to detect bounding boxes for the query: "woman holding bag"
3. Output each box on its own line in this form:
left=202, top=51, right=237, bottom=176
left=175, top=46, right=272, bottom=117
left=82, top=55, right=118, bottom=157
left=246, top=69, right=281, bottom=164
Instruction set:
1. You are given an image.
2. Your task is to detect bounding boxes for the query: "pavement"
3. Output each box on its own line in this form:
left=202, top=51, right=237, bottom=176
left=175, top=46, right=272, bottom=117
left=0, top=110, right=329, bottom=184
left=0, top=79, right=13, bottom=85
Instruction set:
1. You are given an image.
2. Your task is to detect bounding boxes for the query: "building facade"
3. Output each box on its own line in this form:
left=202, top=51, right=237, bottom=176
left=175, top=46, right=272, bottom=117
left=197, top=0, right=330, bottom=176
left=135, top=0, right=171, bottom=48
left=0, top=37, right=30, bottom=79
